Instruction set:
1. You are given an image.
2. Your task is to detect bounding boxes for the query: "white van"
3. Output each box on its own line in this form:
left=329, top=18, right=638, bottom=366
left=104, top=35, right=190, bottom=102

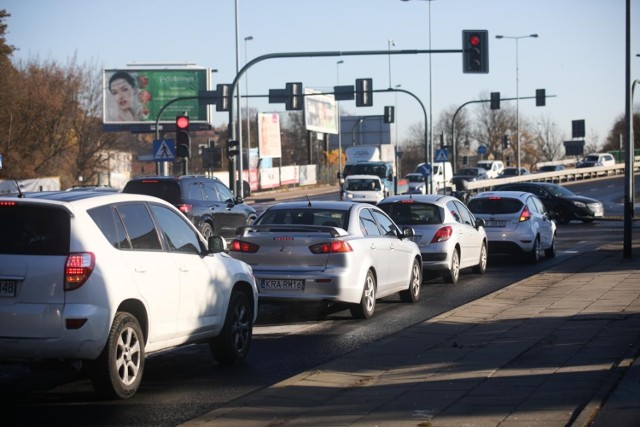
left=476, top=160, right=505, bottom=179
left=414, top=162, right=453, bottom=194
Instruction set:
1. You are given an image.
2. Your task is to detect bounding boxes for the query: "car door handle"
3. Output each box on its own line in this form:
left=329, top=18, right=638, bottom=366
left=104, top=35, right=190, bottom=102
left=180, top=266, right=190, bottom=272
left=134, top=267, right=147, bottom=273
left=370, top=243, right=376, bottom=249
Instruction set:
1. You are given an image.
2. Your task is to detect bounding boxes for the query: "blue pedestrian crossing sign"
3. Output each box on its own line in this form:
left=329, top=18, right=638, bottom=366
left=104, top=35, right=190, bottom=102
left=435, top=148, right=449, bottom=162
left=153, top=139, right=175, bottom=162
left=419, top=163, right=432, bottom=177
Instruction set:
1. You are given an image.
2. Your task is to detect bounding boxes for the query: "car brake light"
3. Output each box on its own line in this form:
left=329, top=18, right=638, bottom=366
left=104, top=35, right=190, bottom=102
left=520, top=206, right=531, bottom=222
left=431, top=226, right=453, bottom=243
left=309, top=241, right=353, bottom=254
left=0, top=201, right=17, bottom=206
left=65, top=252, right=95, bottom=291
left=178, top=204, right=192, bottom=214
left=230, top=240, right=259, bottom=253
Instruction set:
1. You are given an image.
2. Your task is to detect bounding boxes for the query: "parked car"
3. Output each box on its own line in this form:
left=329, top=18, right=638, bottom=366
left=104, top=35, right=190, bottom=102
left=451, top=167, right=488, bottom=191
left=467, top=191, right=557, bottom=263
left=0, top=191, right=258, bottom=399
left=122, top=175, right=257, bottom=240
left=498, top=167, right=530, bottom=177
left=576, top=153, right=616, bottom=168
left=342, top=174, right=387, bottom=204
left=228, top=201, right=422, bottom=319
left=491, top=181, right=604, bottom=224
left=405, top=172, right=427, bottom=195
left=378, top=195, right=488, bottom=284
left=537, top=164, right=566, bottom=173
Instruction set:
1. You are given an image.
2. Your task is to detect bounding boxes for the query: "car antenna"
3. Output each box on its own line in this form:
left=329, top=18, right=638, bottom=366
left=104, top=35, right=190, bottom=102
left=14, top=179, right=25, bottom=198
left=306, top=195, right=312, bottom=207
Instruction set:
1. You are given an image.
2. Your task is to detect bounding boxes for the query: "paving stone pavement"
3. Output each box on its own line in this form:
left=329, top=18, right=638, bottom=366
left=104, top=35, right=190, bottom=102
left=179, top=239, right=640, bottom=427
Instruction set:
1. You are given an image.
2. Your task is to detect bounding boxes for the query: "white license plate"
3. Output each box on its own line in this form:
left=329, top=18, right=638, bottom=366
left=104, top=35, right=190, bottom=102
left=485, top=220, right=506, bottom=227
left=260, top=279, right=305, bottom=291
left=0, top=280, right=17, bottom=297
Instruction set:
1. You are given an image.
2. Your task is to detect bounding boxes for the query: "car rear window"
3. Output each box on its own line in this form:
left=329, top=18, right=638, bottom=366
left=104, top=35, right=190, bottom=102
left=378, top=202, right=442, bottom=225
left=256, top=209, right=347, bottom=228
left=468, top=197, right=524, bottom=214
left=123, top=180, right=182, bottom=205
left=0, top=203, right=70, bottom=255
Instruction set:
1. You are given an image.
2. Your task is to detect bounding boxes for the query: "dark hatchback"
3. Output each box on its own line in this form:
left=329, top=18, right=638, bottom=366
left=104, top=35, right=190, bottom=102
left=123, top=175, right=257, bottom=239
left=491, top=181, right=604, bottom=224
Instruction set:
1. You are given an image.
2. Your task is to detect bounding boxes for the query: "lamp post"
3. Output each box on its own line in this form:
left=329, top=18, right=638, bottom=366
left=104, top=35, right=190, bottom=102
left=337, top=60, right=344, bottom=192
left=495, top=33, right=538, bottom=173
left=394, top=84, right=401, bottom=180
left=387, top=38, right=396, bottom=89
left=244, top=35, right=254, bottom=152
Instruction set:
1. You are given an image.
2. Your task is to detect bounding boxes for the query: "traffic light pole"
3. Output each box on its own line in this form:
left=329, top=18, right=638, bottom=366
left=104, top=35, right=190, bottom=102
left=154, top=96, right=198, bottom=176
left=227, top=48, right=460, bottom=197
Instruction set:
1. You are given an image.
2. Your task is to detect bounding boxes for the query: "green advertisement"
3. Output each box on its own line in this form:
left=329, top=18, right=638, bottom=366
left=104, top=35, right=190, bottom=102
left=103, top=69, right=209, bottom=124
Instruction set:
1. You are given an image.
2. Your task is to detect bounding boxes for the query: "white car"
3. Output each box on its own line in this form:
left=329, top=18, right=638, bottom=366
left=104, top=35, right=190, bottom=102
left=0, top=192, right=258, bottom=399
left=378, top=195, right=488, bottom=284
left=404, top=173, right=427, bottom=194
left=467, top=191, right=557, bottom=263
left=228, top=201, right=422, bottom=319
left=342, top=174, right=387, bottom=204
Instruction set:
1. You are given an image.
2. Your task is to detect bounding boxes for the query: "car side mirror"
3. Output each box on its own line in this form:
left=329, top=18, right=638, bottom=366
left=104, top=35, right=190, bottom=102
left=207, top=235, right=227, bottom=254
left=235, top=195, right=243, bottom=204
left=475, top=218, right=486, bottom=229
left=402, top=226, right=415, bottom=238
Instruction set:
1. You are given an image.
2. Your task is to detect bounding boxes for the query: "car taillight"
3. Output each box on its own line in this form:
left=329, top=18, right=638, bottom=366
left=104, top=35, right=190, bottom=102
left=309, top=241, right=353, bottom=254
left=64, top=252, right=95, bottom=291
left=519, top=206, right=531, bottom=222
left=178, top=204, right=192, bottom=214
left=230, top=240, right=259, bottom=253
left=431, top=226, right=453, bottom=243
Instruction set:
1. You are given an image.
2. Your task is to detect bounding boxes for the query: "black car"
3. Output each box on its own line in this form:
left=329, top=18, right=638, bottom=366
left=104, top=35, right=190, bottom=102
left=451, top=167, right=488, bottom=189
left=123, top=175, right=257, bottom=239
left=491, top=181, right=604, bottom=224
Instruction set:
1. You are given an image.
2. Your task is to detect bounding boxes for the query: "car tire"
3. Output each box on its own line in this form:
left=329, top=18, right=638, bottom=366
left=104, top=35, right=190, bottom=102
left=90, top=312, right=145, bottom=400
left=472, top=242, right=488, bottom=274
left=400, top=259, right=422, bottom=303
left=529, top=237, right=541, bottom=263
left=200, top=222, right=214, bottom=239
left=555, top=208, right=572, bottom=224
left=350, top=270, right=376, bottom=319
left=210, top=290, right=253, bottom=365
left=545, top=234, right=557, bottom=258
left=442, top=249, right=460, bottom=284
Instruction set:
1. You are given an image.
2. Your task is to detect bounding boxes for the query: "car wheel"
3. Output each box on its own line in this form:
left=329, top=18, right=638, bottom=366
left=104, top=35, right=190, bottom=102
left=350, top=270, right=376, bottom=319
left=545, top=234, right=557, bottom=258
left=91, top=312, right=145, bottom=400
left=472, top=242, right=488, bottom=274
left=400, top=259, right=422, bottom=303
left=529, top=237, right=541, bottom=263
left=210, top=290, right=253, bottom=365
left=555, top=208, right=572, bottom=224
left=200, top=222, right=214, bottom=239
left=443, top=249, right=460, bottom=284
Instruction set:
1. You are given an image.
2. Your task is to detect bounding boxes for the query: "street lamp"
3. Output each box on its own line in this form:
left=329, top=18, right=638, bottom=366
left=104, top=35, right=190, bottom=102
left=388, top=38, right=396, bottom=89
left=495, top=33, right=539, bottom=173
left=337, top=60, right=344, bottom=187
left=244, top=35, right=254, bottom=151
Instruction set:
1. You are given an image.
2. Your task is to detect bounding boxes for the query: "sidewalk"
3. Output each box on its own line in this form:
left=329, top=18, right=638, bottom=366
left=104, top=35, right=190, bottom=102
left=182, top=242, right=640, bottom=427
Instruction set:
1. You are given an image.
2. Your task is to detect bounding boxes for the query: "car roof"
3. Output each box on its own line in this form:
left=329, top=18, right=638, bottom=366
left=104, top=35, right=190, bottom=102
left=265, top=201, right=360, bottom=211
left=128, top=175, right=222, bottom=182
left=345, top=174, right=382, bottom=180
left=0, top=191, right=173, bottom=209
left=379, top=194, right=456, bottom=205
left=472, top=191, right=531, bottom=201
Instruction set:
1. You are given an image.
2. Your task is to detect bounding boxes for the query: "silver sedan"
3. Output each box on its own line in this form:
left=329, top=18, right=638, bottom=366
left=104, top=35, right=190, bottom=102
left=228, top=201, right=422, bottom=319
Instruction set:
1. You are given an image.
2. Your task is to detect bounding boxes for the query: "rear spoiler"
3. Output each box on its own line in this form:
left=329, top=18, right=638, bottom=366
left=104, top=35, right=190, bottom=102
left=235, top=224, right=347, bottom=238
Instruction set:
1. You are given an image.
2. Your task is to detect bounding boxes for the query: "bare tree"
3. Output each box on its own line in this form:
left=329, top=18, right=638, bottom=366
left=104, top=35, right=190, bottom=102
left=531, top=115, right=564, bottom=164
left=473, top=93, right=517, bottom=163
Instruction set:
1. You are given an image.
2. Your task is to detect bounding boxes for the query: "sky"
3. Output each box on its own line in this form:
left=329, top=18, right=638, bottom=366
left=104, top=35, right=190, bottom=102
left=4, top=0, right=640, bottom=151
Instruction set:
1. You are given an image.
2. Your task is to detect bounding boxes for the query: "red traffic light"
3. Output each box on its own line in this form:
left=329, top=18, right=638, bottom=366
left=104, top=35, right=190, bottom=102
left=469, top=35, right=480, bottom=46
left=176, top=115, right=189, bottom=130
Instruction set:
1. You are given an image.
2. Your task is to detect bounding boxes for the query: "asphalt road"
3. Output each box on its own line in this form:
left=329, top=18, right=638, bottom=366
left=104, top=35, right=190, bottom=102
left=1, top=176, right=638, bottom=427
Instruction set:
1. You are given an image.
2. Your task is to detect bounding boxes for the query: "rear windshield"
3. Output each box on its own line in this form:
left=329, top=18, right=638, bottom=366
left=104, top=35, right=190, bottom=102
left=378, top=202, right=443, bottom=225
left=0, top=203, right=70, bottom=255
left=468, top=197, right=523, bottom=215
left=256, top=209, right=348, bottom=229
left=123, top=180, right=182, bottom=205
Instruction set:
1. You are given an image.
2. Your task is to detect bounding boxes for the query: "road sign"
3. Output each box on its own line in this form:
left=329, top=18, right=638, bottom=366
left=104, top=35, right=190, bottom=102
left=153, top=139, right=175, bottom=162
left=477, top=145, right=487, bottom=155
left=435, top=149, right=449, bottom=162
left=419, top=163, right=432, bottom=177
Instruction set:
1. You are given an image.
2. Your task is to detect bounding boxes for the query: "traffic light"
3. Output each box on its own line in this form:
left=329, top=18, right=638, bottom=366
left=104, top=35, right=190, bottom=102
left=227, top=140, right=239, bottom=159
left=490, top=92, right=500, bottom=110
left=285, top=82, right=303, bottom=111
left=355, top=78, right=373, bottom=107
left=536, top=89, right=546, bottom=106
left=462, top=30, right=489, bottom=73
left=175, top=114, right=190, bottom=158
left=502, top=134, right=510, bottom=149
left=384, top=106, right=395, bottom=124
left=216, top=84, right=231, bottom=112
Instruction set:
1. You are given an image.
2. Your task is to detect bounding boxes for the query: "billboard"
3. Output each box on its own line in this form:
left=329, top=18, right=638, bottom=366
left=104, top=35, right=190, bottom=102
left=304, top=88, right=338, bottom=134
left=103, top=68, right=210, bottom=126
left=258, top=113, right=282, bottom=159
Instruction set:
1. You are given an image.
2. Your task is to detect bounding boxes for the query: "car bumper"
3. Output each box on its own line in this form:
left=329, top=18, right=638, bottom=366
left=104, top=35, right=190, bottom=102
left=484, top=228, right=536, bottom=254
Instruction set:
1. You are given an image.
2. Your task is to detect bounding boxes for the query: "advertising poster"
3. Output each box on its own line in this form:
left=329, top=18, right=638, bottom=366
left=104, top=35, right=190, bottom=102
left=103, top=69, right=209, bottom=125
left=258, top=113, right=282, bottom=159
left=304, top=89, right=338, bottom=134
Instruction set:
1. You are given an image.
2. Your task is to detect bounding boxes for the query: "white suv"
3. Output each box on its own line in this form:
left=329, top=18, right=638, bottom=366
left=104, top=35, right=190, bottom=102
left=0, top=191, right=257, bottom=399
left=467, top=191, right=557, bottom=263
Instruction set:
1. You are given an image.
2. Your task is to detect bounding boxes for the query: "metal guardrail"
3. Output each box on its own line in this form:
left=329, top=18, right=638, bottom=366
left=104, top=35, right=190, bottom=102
left=463, top=161, right=640, bottom=193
